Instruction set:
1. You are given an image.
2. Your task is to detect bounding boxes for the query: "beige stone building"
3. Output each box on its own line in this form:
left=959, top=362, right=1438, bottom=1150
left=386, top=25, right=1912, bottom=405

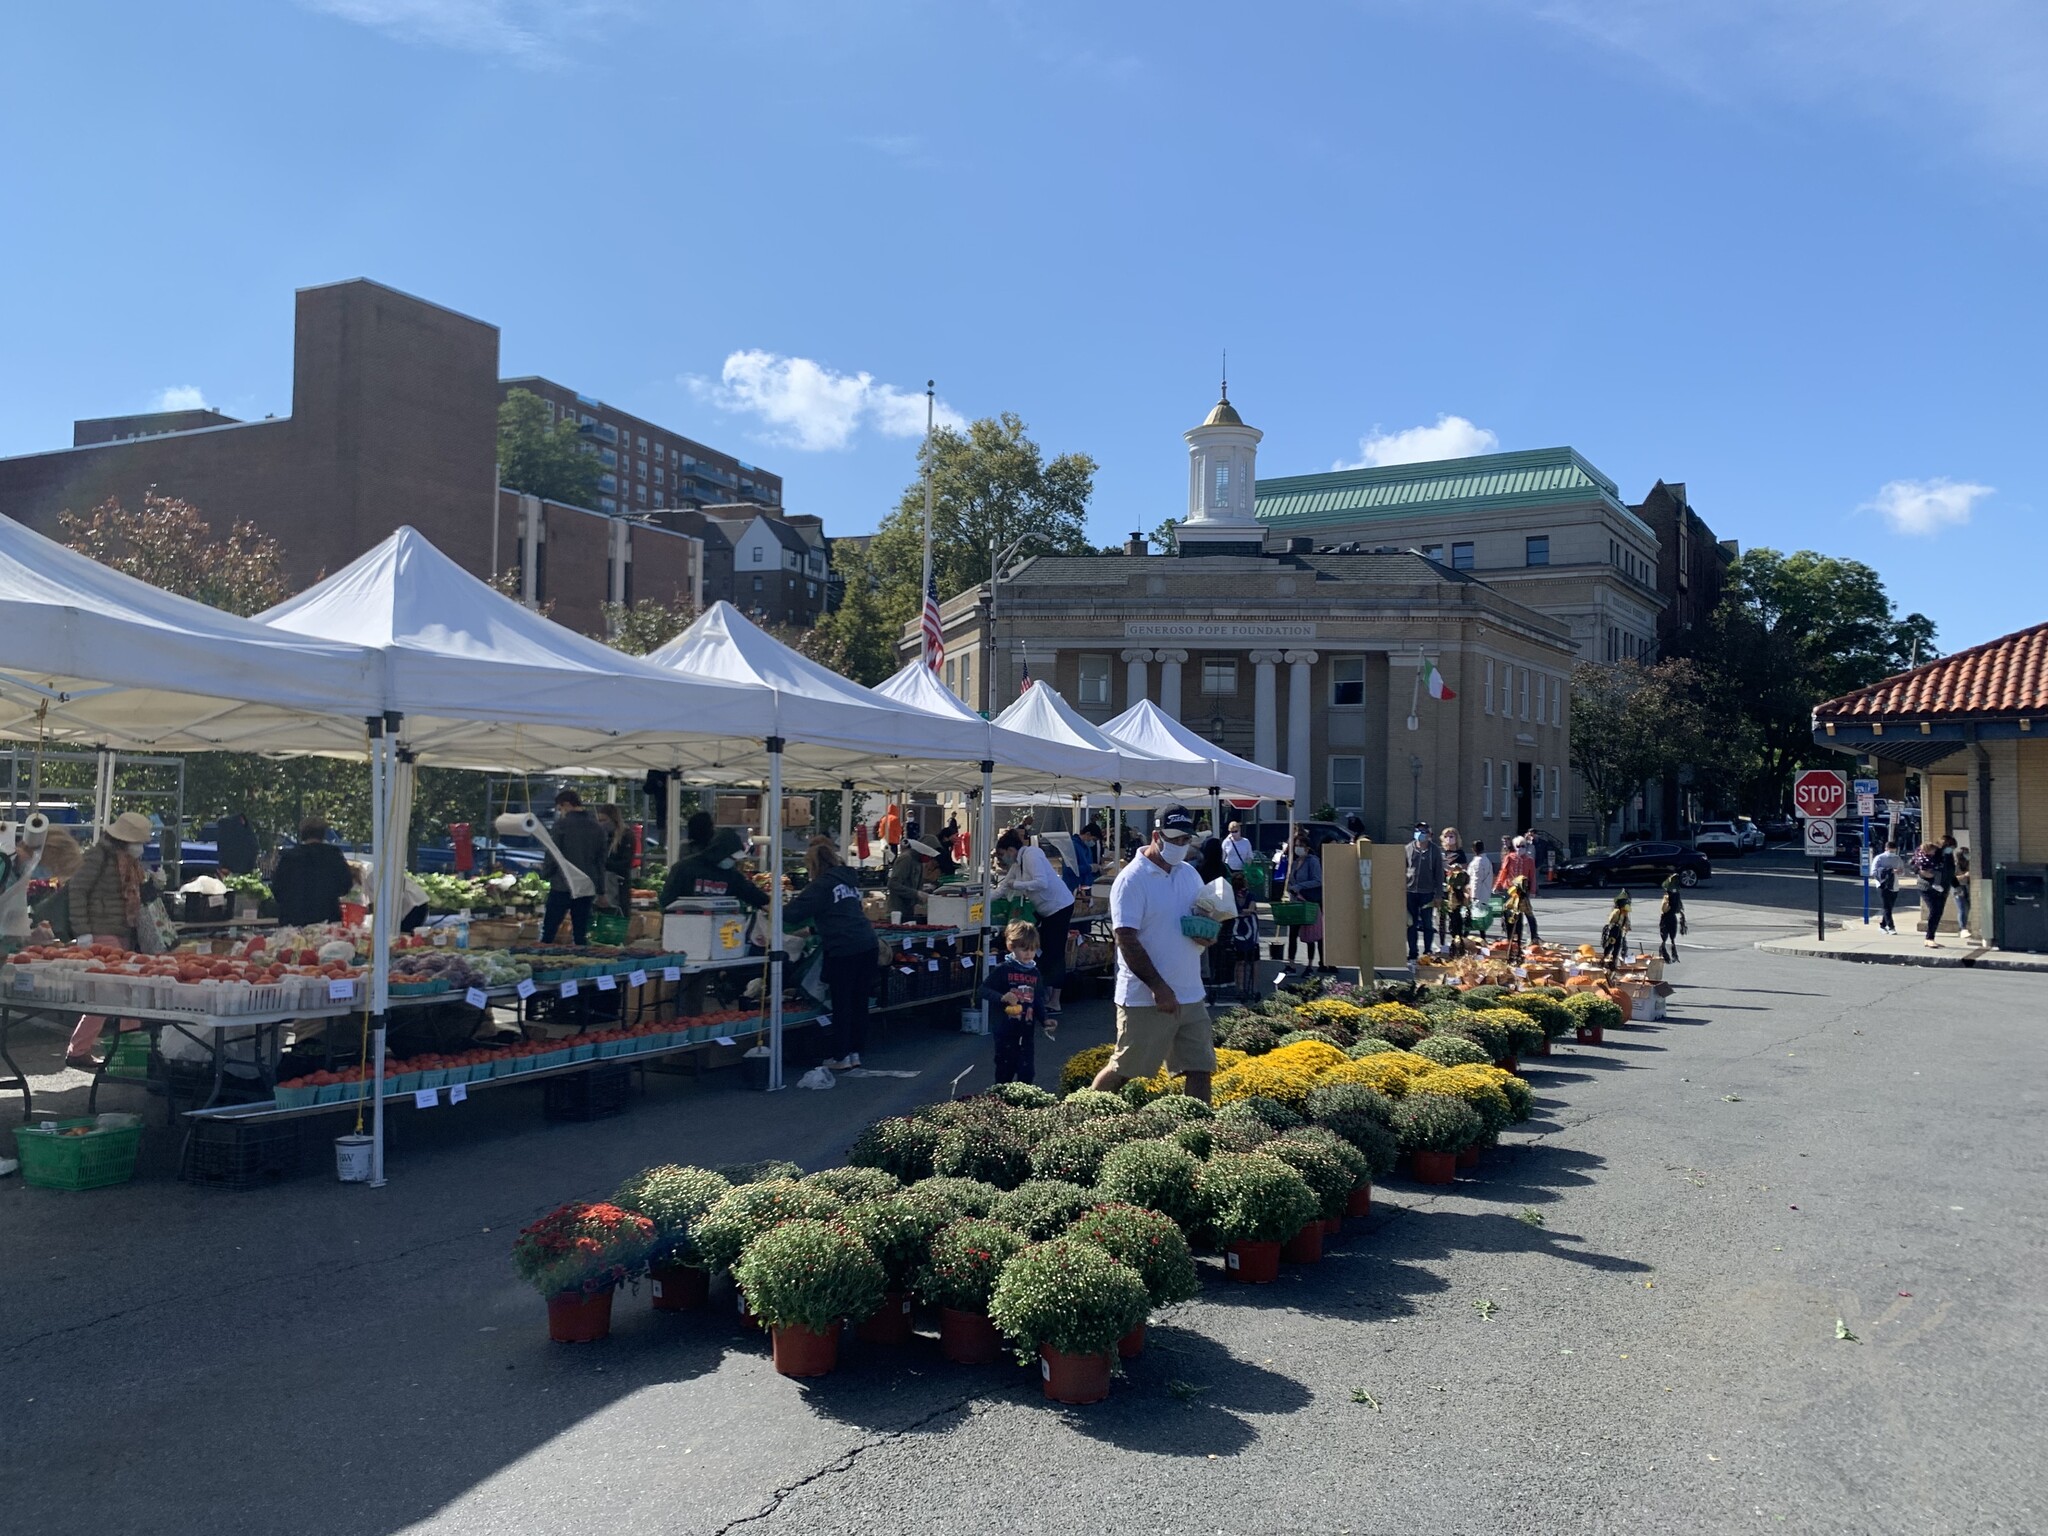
left=916, top=391, right=1577, bottom=840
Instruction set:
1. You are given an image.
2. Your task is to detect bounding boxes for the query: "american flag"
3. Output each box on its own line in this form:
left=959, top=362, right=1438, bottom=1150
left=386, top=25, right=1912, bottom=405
left=920, top=574, right=945, bottom=671
left=1019, top=657, right=1033, bottom=690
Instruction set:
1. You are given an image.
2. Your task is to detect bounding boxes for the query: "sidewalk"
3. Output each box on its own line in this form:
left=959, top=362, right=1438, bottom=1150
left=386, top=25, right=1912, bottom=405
left=1756, top=921, right=2048, bottom=971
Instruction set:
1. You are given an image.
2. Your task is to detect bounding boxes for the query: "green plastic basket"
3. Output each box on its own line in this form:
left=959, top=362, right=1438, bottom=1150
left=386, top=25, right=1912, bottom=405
left=102, top=1028, right=153, bottom=1082
left=13, top=1118, right=144, bottom=1191
left=1179, top=914, right=1222, bottom=941
left=1269, top=901, right=1320, bottom=926
left=590, top=911, right=629, bottom=947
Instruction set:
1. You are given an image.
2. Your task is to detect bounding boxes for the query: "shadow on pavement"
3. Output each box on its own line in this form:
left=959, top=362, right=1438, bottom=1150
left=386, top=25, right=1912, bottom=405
left=1060, top=1326, right=1312, bottom=1456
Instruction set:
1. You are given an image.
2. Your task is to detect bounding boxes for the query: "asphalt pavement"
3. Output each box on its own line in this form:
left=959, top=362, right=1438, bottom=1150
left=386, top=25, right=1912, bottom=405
left=3, top=862, right=2043, bottom=1535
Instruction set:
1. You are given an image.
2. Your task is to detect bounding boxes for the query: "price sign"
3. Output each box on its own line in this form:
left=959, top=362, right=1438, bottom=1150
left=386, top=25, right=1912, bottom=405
left=328, top=978, right=355, bottom=1002
left=595, top=974, right=617, bottom=992
left=715, top=1036, right=736, bottom=1047
left=927, top=959, right=940, bottom=972
left=449, top=1082, right=468, bottom=1103
left=662, top=966, right=681, bottom=982
left=1793, top=768, right=1848, bottom=820
left=464, top=987, right=489, bottom=1009
left=560, top=979, right=579, bottom=998
left=516, top=979, right=537, bottom=1000
left=628, top=969, right=648, bottom=989
left=413, top=1087, right=439, bottom=1109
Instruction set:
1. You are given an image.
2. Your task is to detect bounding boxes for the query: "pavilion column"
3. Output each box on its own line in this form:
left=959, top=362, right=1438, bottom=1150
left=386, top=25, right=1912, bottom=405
left=1285, top=650, right=1318, bottom=795
left=1250, top=650, right=1283, bottom=768
left=1156, top=649, right=1188, bottom=720
left=1121, top=648, right=1154, bottom=708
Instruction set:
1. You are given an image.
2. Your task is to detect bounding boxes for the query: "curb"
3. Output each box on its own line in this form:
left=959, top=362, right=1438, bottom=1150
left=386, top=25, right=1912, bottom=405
left=1753, top=939, right=2042, bottom=971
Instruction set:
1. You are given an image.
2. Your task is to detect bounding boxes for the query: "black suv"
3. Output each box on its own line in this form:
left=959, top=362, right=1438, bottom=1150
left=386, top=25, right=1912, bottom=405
left=1557, top=841, right=1713, bottom=888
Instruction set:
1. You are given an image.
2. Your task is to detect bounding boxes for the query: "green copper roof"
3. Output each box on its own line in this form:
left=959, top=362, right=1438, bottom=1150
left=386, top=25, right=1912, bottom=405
left=1255, top=446, right=1649, bottom=537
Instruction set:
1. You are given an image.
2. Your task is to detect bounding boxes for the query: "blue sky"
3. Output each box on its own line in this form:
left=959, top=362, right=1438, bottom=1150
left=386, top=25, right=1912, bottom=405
left=3, top=1, right=2043, bottom=648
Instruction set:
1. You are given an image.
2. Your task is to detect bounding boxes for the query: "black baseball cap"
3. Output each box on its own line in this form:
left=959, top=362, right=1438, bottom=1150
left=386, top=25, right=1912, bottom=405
left=1159, top=806, right=1196, bottom=837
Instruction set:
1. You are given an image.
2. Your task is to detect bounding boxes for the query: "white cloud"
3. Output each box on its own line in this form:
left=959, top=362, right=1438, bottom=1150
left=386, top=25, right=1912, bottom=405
left=1511, top=0, right=2048, bottom=172
left=1336, top=415, right=1500, bottom=470
left=1862, top=476, right=1994, bottom=536
left=152, top=385, right=209, bottom=412
left=687, top=351, right=965, bottom=452
left=297, top=0, right=633, bottom=65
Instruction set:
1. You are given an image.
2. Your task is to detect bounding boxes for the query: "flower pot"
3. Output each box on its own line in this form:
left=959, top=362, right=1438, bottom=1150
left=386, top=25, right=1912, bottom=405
left=1457, top=1143, right=1482, bottom=1169
left=1496, top=1054, right=1520, bottom=1074
left=1224, top=1239, right=1281, bottom=1283
left=938, top=1306, right=1003, bottom=1365
left=1575, top=1025, right=1603, bottom=1045
left=770, top=1320, right=843, bottom=1378
left=1117, top=1322, right=1146, bottom=1359
left=1040, top=1345, right=1113, bottom=1404
left=1323, top=1215, right=1344, bottom=1238
left=1536, top=1037, right=1553, bottom=1057
left=547, top=1286, right=615, bottom=1343
left=1411, top=1149, right=1457, bottom=1184
left=648, top=1263, right=709, bottom=1312
left=857, top=1290, right=915, bottom=1346
left=735, top=1286, right=764, bottom=1332
left=1282, top=1220, right=1324, bottom=1265
left=1346, top=1183, right=1373, bottom=1218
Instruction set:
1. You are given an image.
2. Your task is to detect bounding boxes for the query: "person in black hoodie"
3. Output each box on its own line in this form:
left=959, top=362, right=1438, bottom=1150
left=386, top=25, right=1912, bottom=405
left=982, top=920, right=1043, bottom=1084
left=660, top=827, right=768, bottom=915
left=784, top=835, right=876, bottom=1071
left=542, top=789, right=610, bottom=945
left=271, top=820, right=355, bottom=927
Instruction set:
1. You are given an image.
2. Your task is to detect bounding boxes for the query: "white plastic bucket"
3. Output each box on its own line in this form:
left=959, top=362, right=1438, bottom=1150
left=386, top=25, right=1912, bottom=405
left=959, top=1006, right=988, bottom=1036
left=335, top=1133, right=374, bottom=1183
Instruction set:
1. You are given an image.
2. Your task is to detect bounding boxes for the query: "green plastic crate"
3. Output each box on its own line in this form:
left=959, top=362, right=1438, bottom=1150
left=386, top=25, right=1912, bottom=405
left=1179, top=914, right=1222, bottom=941
left=1269, top=901, right=1320, bottom=926
left=103, top=1028, right=152, bottom=1081
left=13, top=1117, right=143, bottom=1191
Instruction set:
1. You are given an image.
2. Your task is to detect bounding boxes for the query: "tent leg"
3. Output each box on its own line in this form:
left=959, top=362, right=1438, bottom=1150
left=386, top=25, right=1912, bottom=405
left=1112, top=784, right=1122, bottom=871
left=839, top=778, right=854, bottom=855
left=665, top=771, right=682, bottom=864
left=767, top=739, right=785, bottom=1092
left=978, top=761, right=994, bottom=1005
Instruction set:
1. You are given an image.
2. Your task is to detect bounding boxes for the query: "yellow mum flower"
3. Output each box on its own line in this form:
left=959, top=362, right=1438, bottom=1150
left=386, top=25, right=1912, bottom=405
left=1211, top=1057, right=1320, bottom=1107
left=1265, top=1039, right=1348, bottom=1074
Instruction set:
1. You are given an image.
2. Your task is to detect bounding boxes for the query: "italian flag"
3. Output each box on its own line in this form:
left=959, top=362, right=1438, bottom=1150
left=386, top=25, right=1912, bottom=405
left=1425, top=660, right=1455, bottom=700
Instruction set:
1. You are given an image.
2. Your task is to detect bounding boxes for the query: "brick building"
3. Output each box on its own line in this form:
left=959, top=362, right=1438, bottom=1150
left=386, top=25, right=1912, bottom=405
left=649, top=506, right=831, bottom=627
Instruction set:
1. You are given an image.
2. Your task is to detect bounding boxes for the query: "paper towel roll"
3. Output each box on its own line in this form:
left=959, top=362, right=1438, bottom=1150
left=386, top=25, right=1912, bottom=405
left=494, top=812, right=541, bottom=838
left=21, top=813, right=49, bottom=849
left=498, top=810, right=594, bottom=899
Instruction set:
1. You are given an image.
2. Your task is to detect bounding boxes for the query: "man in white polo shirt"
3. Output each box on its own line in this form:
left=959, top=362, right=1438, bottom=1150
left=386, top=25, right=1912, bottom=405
left=1089, top=805, right=1218, bottom=1104
left=1221, top=820, right=1253, bottom=872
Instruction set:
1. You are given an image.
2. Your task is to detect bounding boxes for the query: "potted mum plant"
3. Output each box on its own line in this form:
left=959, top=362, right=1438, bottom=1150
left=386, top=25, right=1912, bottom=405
left=1474, top=1006, right=1547, bottom=1071
left=1258, top=1136, right=1352, bottom=1262
left=734, top=1218, right=887, bottom=1378
left=1067, top=1201, right=1199, bottom=1358
left=1303, top=1082, right=1398, bottom=1216
left=988, top=1237, right=1151, bottom=1404
left=512, top=1201, right=656, bottom=1342
left=840, top=1192, right=951, bottom=1345
left=1195, top=1152, right=1319, bottom=1283
left=1093, top=1138, right=1204, bottom=1229
left=1566, top=991, right=1623, bottom=1044
left=610, top=1164, right=732, bottom=1312
left=1391, top=1091, right=1482, bottom=1184
left=1500, top=992, right=1573, bottom=1055
left=693, top=1179, right=845, bottom=1329
left=1282, top=1128, right=1372, bottom=1231
left=990, top=1180, right=1099, bottom=1241
left=915, top=1217, right=1028, bottom=1364
left=847, top=1115, right=942, bottom=1183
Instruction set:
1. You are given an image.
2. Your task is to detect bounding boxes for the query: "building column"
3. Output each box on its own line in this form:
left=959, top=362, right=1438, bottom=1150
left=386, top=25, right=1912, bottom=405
left=1250, top=650, right=1283, bottom=768
left=1285, top=650, right=1318, bottom=795
left=1121, top=648, right=1154, bottom=708
left=1156, top=649, right=1188, bottom=719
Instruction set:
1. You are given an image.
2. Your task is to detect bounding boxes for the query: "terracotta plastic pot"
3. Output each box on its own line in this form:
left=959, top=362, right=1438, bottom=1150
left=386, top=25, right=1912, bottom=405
left=547, top=1286, right=615, bottom=1343
left=770, top=1320, right=843, bottom=1378
left=1040, top=1346, right=1113, bottom=1404
left=648, top=1263, right=709, bottom=1312
left=1117, top=1322, right=1146, bottom=1359
left=1223, top=1239, right=1281, bottom=1283
left=735, top=1287, right=764, bottom=1332
left=1323, top=1215, right=1344, bottom=1238
left=1496, top=1054, right=1520, bottom=1074
left=1536, top=1037, right=1553, bottom=1057
left=1411, top=1149, right=1457, bottom=1184
left=1576, top=1025, right=1604, bottom=1045
left=1457, top=1143, right=1482, bottom=1169
left=938, top=1306, right=1004, bottom=1364
left=1282, top=1220, right=1324, bottom=1265
left=1346, top=1183, right=1373, bottom=1218
left=857, top=1290, right=915, bottom=1346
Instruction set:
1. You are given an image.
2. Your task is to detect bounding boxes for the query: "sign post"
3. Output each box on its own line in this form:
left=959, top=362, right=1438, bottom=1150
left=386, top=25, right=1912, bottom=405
left=1851, top=777, right=1878, bottom=926
left=1802, top=813, right=1838, bottom=940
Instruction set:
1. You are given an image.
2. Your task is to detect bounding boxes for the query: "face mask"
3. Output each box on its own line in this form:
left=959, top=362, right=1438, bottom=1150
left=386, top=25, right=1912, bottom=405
left=1413, top=832, right=1426, bottom=844
left=719, top=858, right=736, bottom=870
left=1157, top=839, right=1190, bottom=866
left=1012, top=954, right=1037, bottom=969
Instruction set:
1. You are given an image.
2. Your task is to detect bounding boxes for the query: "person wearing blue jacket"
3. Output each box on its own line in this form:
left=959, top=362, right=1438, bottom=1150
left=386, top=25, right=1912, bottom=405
left=981, top=920, right=1043, bottom=1084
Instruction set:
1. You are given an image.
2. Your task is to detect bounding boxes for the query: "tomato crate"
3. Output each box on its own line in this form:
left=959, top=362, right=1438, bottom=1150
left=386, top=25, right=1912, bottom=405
left=13, top=1116, right=144, bottom=1191
left=543, top=1063, right=632, bottom=1122
left=181, top=1116, right=307, bottom=1191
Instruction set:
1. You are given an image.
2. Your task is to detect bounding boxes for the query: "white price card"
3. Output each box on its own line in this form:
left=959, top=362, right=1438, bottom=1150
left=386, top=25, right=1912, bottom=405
left=715, top=1036, right=736, bottom=1047
left=595, top=974, right=617, bottom=992
left=899, top=965, right=915, bottom=975
left=628, top=969, right=648, bottom=988
left=927, top=959, right=940, bottom=972
left=449, top=1082, right=468, bottom=1103
left=662, top=966, right=681, bottom=982
left=328, top=978, right=355, bottom=1001
left=516, top=979, right=537, bottom=999
left=464, top=987, right=489, bottom=1009
left=961, top=957, right=974, bottom=968
left=560, top=979, right=579, bottom=998
left=413, top=1087, right=439, bottom=1109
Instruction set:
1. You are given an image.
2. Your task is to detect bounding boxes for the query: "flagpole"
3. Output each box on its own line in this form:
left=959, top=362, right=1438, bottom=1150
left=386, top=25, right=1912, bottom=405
left=921, top=380, right=937, bottom=671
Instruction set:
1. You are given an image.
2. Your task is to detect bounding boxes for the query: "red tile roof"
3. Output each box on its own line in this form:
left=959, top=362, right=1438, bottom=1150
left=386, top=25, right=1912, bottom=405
left=1815, top=621, right=2048, bottom=722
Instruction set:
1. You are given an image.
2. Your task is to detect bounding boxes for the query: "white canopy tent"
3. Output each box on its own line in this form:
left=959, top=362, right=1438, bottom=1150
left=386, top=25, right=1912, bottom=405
left=1102, top=699, right=1295, bottom=803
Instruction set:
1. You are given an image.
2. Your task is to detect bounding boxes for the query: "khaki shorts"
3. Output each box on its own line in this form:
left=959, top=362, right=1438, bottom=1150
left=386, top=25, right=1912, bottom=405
left=1107, top=1001, right=1215, bottom=1080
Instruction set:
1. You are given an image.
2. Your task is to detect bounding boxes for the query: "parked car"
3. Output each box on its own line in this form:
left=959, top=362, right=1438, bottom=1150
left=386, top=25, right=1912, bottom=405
left=1557, top=841, right=1712, bottom=888
left=1693, top=820, right=1746, bottom=859
left=1251, top=820, right=1348, bottom=857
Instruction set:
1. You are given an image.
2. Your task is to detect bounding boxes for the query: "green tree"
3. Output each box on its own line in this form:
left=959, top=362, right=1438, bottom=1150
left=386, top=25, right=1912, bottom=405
left=1148, top=519, right=1178, bottom=555
left=498, top=387, right=601, bottom=506
left=867, top=413, right=1098, bottom=624
left=1679, top=548, right=1937, bottom=814
left=603, top=593, right=698, bottom=656
left=801, top=543, right=899, bottom=686
left=1569, top=658, right=1712, bottom=836
left=59, top=491, right=292, bottom=617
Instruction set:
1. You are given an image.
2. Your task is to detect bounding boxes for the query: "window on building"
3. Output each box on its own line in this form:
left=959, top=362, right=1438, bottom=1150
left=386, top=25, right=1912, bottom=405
left=1482, top=758, right=1493, bottom=819
left=654, top=467, right=665, bottom=484
left=1520, top=668, right=1529, bottom=719
left=806, top=581, right=816, bottom=599
left=1078, top=654, right=1112, bottom=706
left=1484, top=658, right=1495, bottom=714
left=1550, top=765, right=1561, bottom=819
left=1422, top=544, right=1444, bottom=562
left=1330, top=657, right=1365, bottom=707
left=751, top=575, right=763, bottom=593
left=1534, top=764, right=1546, bottom=820
left=1329, top=756, right=1364, bottom=814
left=752, top=546, right=765, bottom=564
left=1526, top=535, right=1549, bottom=567
left=636, top=484, right=648, bottom=502
left=945, top=659, right=957, bottom=694
left=1201, top=657, right=1237, bottom=696
left=1213, top=463, right=1230, bottom=508
left=1452, top=541, right=1474, bottom=570
left=635, top=459, right=647, bottom=477
left=1553, top=682, right=1563, bottom=726
left=599, top=496, right=616, bottom=513
left=1535, top=674, right=1545, bottom=724
left=637, top=435, right=648, bottom=452
left=1501, top=759, right=1513, bottom=821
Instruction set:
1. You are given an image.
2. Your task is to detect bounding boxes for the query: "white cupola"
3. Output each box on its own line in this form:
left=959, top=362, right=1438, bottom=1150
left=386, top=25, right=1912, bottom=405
left=1174, top=376, right=1265, bottom=556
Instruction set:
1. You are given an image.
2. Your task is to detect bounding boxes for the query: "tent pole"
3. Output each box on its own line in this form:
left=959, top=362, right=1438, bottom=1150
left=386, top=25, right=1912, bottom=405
left=766, top=737, right=785, bottom=1092
left=367, top=719, right=389, bottom=1189
left=979, top=760, right=994, bottom=1005
left=665, top=770, right=682, bottom=863
left=1212, top=785, right=1222, bottom=841
left=839, top=778, right=854, bottom=856
left=1112, top=783, right=1122, bottom=872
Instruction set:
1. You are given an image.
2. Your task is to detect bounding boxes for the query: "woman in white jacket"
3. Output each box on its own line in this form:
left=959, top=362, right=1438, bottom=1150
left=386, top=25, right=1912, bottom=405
left=994, top=827, right=1075, bottom=1033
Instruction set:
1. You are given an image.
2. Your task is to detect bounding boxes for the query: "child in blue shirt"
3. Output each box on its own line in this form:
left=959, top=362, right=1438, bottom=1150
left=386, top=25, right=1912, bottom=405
left=982, top=920, right=1043, bottom=1085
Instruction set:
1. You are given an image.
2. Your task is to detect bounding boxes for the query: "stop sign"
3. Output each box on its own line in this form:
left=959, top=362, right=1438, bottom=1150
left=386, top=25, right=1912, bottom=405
left=1792, top=768, right=1848, bottom=819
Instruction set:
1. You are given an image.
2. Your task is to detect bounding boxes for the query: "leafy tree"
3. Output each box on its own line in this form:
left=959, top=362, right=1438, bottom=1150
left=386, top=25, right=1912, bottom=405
left=604, top=593, right=697, bottom=656
left=800, top=542, right=899, bottom=686
left=867, top=413, right=1098, bottom=623
left=59, top=491, right=291, bottom=616
left=1148, top=519, right=1178, bottom=555
left=1569, top=658, right=1712, bottom=835
left=1678, top=548, right=1936, bottom=814
left=498, top=387, right=601, bottom=507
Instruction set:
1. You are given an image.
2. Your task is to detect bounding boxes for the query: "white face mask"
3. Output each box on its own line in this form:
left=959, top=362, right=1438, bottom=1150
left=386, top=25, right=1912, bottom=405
left=718, top=857, right=736, bottom=869
left=1156, top=838, right=1190, bottom=866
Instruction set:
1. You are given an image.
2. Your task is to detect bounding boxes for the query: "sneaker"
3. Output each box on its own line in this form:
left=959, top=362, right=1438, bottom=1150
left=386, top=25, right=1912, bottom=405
left=820, top=1056, right=855, bottom=1072
left=0, top=1157, right=17, bottom=1178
